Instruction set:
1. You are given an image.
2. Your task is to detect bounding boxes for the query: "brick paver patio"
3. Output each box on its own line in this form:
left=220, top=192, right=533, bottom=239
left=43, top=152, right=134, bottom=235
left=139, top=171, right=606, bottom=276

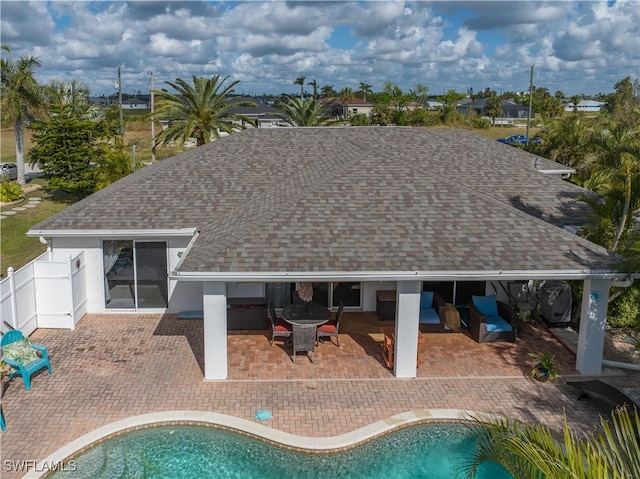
left=1, top=312, right=639, bottom=478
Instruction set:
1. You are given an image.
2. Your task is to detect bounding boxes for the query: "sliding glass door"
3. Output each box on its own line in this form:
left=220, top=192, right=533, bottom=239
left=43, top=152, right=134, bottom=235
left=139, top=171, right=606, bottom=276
left=104, top=240, right=168, bottom=310
left=135, top=241, right=168, bottom=308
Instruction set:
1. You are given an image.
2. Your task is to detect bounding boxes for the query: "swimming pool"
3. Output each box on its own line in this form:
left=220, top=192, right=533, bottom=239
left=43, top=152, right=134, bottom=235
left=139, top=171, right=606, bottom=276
left=48, top=422, right=512, bottom=479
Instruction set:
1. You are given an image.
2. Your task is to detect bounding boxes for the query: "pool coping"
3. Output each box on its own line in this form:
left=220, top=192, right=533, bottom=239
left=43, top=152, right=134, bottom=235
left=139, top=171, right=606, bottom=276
left=27, top=408, right=497, bottom=478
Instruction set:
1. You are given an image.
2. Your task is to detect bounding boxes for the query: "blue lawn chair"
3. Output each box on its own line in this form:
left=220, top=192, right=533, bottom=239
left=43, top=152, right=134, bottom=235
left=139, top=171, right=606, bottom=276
left=1, top=330, right=52, bottom=390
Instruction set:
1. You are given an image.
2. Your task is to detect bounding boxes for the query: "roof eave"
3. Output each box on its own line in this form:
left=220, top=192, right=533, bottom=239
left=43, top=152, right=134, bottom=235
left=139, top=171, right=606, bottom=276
left=28, top=228, right=198, bottom=238
left=170, top=269, right=629, bottom=282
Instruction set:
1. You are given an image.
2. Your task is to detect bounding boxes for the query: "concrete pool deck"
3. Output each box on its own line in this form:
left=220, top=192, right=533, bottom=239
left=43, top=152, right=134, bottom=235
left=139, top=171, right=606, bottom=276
left=2, top=313, right=639, bottom=478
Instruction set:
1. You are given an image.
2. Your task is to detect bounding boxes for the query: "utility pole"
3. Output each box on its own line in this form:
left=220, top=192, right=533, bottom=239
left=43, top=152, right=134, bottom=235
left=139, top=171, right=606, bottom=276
left=132, top=144, right=136, bottom=172
left=117, top=66, right=124, bottom=136
left=150, top=70, right=156, bottom=163
left=525, top=64, right=534, bottom=147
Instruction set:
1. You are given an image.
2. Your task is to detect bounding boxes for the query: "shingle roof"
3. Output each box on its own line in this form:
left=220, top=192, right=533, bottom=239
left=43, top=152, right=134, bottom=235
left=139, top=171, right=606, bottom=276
left=31, top=127, right=620, bottom=277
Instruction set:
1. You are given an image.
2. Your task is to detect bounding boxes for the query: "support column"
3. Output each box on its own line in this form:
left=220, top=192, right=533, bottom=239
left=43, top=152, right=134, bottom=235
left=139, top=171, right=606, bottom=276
left=575, top=279, right=610, bottom=375
left=395, top=281, right=421, bottom=378
left=203, top=281, right=227, bottom=380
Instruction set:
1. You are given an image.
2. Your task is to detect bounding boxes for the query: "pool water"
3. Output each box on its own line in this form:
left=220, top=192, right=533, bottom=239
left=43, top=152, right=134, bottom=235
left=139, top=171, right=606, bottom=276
left=50, top=423, right=512, bottom=479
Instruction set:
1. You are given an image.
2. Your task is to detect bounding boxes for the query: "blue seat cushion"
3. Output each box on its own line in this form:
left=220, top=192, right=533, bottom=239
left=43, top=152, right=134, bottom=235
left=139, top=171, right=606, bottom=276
left=420, top=291, right=434, bottom=309
left=472, top=295, right=498, bottom=317
left=486, top=316, right=512, bottom=332
left=419, top=307, right=440, bottom=324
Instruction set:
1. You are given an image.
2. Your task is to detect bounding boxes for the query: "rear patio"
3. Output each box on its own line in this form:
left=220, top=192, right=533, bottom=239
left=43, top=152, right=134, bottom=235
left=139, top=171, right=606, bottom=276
left=2, top=313, right=639, bottom=478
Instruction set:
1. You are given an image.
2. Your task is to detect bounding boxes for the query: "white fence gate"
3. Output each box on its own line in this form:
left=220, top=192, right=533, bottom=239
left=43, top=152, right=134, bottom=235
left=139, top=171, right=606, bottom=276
left=1, top=251, right=87, bottom=336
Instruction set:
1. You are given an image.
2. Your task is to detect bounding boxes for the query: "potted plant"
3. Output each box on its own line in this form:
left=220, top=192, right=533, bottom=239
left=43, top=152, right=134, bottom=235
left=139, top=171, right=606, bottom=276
left=527, top=352, right=558, bottom=382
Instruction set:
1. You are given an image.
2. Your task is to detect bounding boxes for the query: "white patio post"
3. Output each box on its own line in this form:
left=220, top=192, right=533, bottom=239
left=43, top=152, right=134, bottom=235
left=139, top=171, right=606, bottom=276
left=203, top=281, right=228, bottom=380
left=394, top=281, right=421, bottom=378
left=575, top=279, right=610, bottom=375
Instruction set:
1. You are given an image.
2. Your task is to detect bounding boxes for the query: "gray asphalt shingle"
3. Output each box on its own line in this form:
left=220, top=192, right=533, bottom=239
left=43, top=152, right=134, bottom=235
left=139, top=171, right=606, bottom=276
left=31, top=127, right=619, bottom=275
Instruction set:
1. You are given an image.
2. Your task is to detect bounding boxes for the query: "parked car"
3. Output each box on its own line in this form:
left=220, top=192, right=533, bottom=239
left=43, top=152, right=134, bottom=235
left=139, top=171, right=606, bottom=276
left=497, top=135, right=541, bottom=146
left=0, top=163, right=18, bottom=181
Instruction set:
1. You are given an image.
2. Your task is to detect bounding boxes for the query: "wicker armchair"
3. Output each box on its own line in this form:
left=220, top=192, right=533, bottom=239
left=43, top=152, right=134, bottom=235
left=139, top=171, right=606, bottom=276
left=268, top=302, right=292, bottom=346
left=292, top=324, right=316, bottom=363
left=419, top=291, right=447, bottom=333
left=317, top=302, right=344, bottom=347
left=468, top=296, right=518, bottom=343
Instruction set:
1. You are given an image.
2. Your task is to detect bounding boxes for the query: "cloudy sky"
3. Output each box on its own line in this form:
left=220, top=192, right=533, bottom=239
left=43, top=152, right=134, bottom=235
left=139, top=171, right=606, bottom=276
left=2, top=1, right=638, bottom=98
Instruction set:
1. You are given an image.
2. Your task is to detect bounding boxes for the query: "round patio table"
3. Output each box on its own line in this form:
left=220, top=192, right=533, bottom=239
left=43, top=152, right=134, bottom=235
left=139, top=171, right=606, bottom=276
left=282, top=302, right=331, bottom=326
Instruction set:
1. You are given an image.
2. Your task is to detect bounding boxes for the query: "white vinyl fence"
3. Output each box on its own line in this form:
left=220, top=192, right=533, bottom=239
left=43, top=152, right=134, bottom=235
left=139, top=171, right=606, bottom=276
left=1, top=251, right=87, bottom=336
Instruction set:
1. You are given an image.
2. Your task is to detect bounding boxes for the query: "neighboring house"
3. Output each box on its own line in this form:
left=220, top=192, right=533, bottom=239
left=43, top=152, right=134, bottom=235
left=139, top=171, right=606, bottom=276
left=329, top=99, right=375, bottom=118
left=563, top=100, right=605, bottom=113
left=122, top=98, right=149, bottom=110
left=25, top=127, right=634, bottom=380
left=458, top=98, right=533, bottom=119
left=227, top=97, right=289, bottom=128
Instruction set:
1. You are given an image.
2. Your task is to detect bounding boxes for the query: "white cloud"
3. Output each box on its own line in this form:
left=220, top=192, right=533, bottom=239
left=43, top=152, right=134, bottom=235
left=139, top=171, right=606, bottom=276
left=0, top=0, right=637, bottom=97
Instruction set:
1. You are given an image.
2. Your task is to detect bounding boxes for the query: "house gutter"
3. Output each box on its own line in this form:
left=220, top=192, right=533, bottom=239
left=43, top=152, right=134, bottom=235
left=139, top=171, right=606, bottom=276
left=27, top=228, right=198, bottom=238
left=170, top=269, right=630, bottom=282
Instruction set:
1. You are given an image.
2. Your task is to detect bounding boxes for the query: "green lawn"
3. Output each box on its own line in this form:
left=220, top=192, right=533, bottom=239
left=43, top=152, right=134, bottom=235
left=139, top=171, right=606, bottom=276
left=0, top=179, right=75, bottom=277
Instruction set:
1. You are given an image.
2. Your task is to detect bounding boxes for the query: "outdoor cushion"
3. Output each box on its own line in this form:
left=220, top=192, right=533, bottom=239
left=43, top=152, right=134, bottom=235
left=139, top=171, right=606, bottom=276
left=419, top=308, right=440, bottom=324
left=274, top=319, right=292, bottom=332
left=420, top=291, right=434, bottom=309
left=472, top=295, right=499, bottom=317
left=2, top=338, right=40, bottom=366
left=486, top=316, right=512, bottom=332
left=317, top=323, right=337, bottom=333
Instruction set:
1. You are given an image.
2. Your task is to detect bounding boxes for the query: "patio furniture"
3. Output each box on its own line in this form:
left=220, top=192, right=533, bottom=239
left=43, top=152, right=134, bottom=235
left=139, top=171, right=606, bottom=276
left=441, top=303, right=462, bottom=332
left=0, top=407, right=5, bottom=431
left=507, top=281, right=535, bottom=322
left=567, top=380, right=638, bottom=411
left=380, top=325, right=425, bottom=368
left=419, top=291, right=447, bottom=332
left=282, top=302, right=331, bottom=325
left=1, top=330, right=52, bottom=390
left=376, top=290, right=397, bottom=321
left=227, top=297, right=268, bottom=330
left=468, top=295, right=518, bottom=343
left=292, top=324, right=316, bottom=363
left=317, top=302, right=344, bottom=347
left=268, top=302, right=292, bottom=345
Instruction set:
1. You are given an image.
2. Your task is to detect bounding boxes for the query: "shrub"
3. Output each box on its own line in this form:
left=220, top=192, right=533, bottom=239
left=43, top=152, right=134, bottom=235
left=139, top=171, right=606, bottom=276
left=607, top=286, right=640, bottom=329
left=349, top=114, right=371, bottom=126
left=473, top=118, right=491, bottom=129
left=0, top=181, right=23, bottom=202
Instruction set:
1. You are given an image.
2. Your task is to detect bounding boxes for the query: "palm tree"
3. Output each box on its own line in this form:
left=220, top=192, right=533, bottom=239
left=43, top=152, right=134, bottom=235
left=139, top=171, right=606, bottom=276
left=462, top=407, right=640, bottom=479
left=539, top=115, right=590, bottom=171
left=320, top=84, right=336, bottom=98
left=485, top=95, right=503, bottom=127
left=570, top=94, right=582, bottom=113
left=0, top=45, right=43, bottom=186
left=307, top=79, right=319, bottom=100
left=293, top=76, right=306, bottom=100
left=358, top=82, right=372, bottom=101
left=587, top=113, right=640, bottom=251
left=274, top=96, right=334, bottom=126
left=151, top=75, right=255, bottom=147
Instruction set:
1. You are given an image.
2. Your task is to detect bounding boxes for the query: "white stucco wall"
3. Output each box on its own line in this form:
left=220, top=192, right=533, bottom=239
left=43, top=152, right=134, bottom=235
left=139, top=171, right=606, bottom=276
left=49, top=235, right=195, bottom=313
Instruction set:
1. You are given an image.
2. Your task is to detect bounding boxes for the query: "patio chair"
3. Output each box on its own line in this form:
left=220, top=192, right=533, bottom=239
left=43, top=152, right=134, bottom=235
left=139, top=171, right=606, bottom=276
left=468, top=295, right=518, bottom=343
left=1, top=330, right=52, bottom=390
left=418, top=291, right=447, bottom=332
left=292, top=324, right=316, bottom=363
left=268, top=302, right=292, bottom=346
left=317, top=302, right=344, bottom=347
